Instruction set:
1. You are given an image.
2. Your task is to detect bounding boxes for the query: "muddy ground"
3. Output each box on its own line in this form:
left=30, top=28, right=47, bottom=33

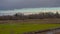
left=0, top=18, right=60, bottom=24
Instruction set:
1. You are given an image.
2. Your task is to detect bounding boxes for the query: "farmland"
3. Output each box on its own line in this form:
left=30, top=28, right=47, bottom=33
left=0, top=19, right=60, bottom=34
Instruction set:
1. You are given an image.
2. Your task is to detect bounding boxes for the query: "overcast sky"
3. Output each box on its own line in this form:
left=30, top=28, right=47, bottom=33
left=0, top=0, right=60, bottom=15
left=0, top=0, right=60, bottom=10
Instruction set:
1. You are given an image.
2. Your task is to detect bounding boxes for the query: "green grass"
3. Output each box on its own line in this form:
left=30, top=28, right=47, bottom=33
left=0, top=24, right=60, bottom=34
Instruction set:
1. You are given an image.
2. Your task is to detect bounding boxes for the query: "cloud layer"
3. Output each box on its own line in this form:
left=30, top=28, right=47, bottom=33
left=0, top=7, right=60, bottom=15
left=0, top=0, right=60, bottom=10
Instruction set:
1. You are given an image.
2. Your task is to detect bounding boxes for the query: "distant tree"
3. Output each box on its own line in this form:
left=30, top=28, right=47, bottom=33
left=0, top=12, right=60, bottom=20
left=44, top=12, right=55, bottom=18
left=38, top=12, right=44, bottom=19
left=14, top=13, right=24, bottom=16
left=14, top=13, right=24, bottom=20
left=55, top=12, right=60, bottom=18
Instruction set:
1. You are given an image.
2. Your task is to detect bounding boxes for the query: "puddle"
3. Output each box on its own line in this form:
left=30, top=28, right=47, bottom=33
left=46, top=29, right=60, bottom=34
left=24, top=28, right=60, bottom=34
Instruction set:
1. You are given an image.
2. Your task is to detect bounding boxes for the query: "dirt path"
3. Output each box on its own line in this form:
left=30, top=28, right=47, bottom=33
left=0, top=19, right=60, bottom=24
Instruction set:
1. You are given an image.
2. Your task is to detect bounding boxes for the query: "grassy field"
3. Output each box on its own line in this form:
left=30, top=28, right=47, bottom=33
left=0, top=19, right=60, bottom=34
left=0, top=24, right=60, bottom=34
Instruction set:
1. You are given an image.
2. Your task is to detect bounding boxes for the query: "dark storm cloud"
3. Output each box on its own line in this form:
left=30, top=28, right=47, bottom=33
left=0, top=0, right=60, bottom=10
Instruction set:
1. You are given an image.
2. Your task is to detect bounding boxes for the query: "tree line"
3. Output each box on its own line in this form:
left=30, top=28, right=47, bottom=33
left=0, top=12, right=60, bottom=20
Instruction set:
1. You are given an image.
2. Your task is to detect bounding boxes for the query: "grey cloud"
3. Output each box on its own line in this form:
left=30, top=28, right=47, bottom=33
left=0, top=0, right=60, bottom=10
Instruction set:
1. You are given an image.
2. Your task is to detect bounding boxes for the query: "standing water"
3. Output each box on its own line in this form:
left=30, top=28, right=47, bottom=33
left=46, top=28, right=60, bottom=34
